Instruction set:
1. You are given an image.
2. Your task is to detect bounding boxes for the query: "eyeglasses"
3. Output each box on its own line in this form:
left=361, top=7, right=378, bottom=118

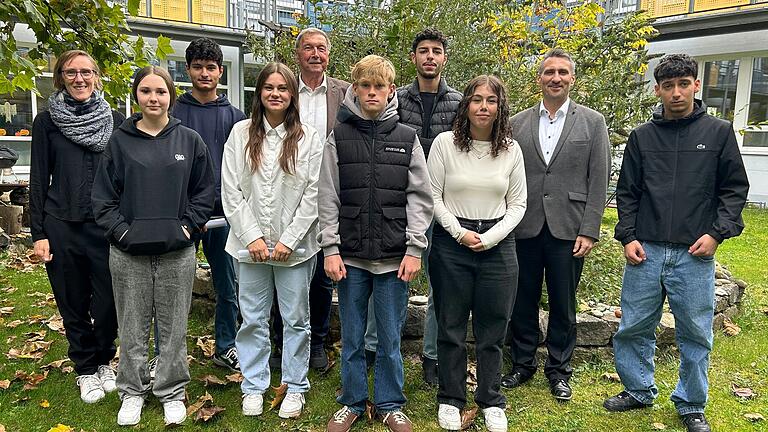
left=61, top=69, right=95, bottom=79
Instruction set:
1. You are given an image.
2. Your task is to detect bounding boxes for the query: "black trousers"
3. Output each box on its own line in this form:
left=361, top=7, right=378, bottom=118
left=507, top=224, right=583, bottom=381
left=44, top=216, right=117, bottom=375
left=272, top=252, right=333, bottom=348
left=429, top=224, right=518, bottom=409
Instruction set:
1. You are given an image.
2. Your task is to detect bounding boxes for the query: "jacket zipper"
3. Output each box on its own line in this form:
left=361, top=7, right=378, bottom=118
left=368, top=123, right=377, bottom=258
left=668, top=122, right=680, bottom=240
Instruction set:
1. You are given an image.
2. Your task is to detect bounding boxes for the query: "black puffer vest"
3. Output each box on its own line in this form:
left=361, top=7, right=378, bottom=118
left=334, top=106, right=415, bottom=260
left=396, top=77, right=462, bottom=158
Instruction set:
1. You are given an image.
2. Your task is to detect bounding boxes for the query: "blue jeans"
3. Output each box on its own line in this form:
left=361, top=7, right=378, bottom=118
left=337, top=266, right=408, bottom=414
left=236, top=259, right=313, bottom=394
left=613, top=241, right=715, bottom=415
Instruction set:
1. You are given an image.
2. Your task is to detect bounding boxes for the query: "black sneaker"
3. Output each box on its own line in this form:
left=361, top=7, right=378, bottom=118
left=309, top=344, right=329, bottom=370
left=681, top=413, right=711, bottom=432
left=212, top=347, right=240, bottom=372
left=269, top=347, right=282, bottom=370
left=603, top=391, right=653, bottom=412
left=422, top=356, right=438, bottom=386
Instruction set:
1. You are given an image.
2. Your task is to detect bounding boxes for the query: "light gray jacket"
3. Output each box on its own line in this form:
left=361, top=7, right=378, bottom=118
left=511, top=102, right=610, bottom=241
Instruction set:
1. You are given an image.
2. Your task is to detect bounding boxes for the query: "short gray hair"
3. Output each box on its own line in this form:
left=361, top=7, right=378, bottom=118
left=295, top=27, right=331, bottom=52
left=537, top=48, right=576, bottom=76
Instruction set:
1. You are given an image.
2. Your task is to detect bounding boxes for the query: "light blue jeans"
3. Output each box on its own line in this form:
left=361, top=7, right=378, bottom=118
left=613, top=241, right=715, bottom=415
left=236, top=259, right=313, bottom=395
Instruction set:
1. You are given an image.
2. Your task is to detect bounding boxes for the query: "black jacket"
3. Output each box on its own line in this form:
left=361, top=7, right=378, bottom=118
left=396, top=77, right=461, bottom=158
left=614, top=100, right=749, bottom=246
left=172, top=92, right=246, bottom=216
left=92, top=114, right=215, bottom=255
left=29, top=110, right=125, bottom=241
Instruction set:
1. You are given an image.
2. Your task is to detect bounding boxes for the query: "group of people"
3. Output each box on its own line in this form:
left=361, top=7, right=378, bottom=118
left=29, top=25, right=749, bottom=432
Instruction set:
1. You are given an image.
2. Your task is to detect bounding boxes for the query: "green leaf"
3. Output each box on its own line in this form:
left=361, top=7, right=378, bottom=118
left=11, top=73, right=35, bottom=91
left=155, top=35, right=174, bottom=60
left=127, top=0, right=140, bottom=16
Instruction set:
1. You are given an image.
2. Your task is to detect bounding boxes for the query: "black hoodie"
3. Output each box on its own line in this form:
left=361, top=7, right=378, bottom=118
left=92, top=114, right=215, bottom=255
left=172, top=92, right=246, bottom=216
left=614, top=100, right=749, bottom=246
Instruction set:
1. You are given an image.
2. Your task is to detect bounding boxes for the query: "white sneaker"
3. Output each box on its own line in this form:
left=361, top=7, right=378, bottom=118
left=117, top=395, right=144, bottom=426
left=482, top=407, right=508, bottom=432
left=242, top=393, right=264, bottom=416
left=438, top=403, right=461, bottom=430
left=97, top=365, right=117, bottom=393
left=278, top=392, right=305, bottom=418
left=76, top=373, right=105, bottom=404
left=163, top=400, right=187, bottom=425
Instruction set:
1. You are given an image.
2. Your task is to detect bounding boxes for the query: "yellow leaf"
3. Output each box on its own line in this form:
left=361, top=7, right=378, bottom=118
left=40, top=399, right=50, bottom=408
left=47, top=425, right=73, bottom=432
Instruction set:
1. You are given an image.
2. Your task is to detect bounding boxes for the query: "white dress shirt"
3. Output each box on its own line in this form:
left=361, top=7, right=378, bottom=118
left=221, top=118, right=324, bottom=265
left=538, top=99, right=570, bottom=165
left=299, top=74, right=328, bottom=139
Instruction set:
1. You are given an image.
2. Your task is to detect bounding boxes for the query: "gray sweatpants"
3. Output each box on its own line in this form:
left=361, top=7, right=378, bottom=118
left=110, top=246, right=195, bottom=402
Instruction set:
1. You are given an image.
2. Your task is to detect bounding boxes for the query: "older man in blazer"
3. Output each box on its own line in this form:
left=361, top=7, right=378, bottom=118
left=502, top=49, right=610, bottom=401
left=271, top=27, right=350, bottom=371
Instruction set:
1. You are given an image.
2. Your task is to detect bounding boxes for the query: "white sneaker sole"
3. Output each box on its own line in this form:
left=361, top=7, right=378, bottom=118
left=438, top=417, right=461, bottom=431
left=278, top=406, right=303, bottom=419
left=164, top=414, right=186, bottom=426
left=243, top=406, right=263, bottom=416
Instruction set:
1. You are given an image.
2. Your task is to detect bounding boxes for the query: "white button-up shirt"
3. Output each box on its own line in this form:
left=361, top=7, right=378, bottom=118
left=299, top=74, right=328, bottom=139
left=538, top=99, right=570, bottom=165
left=221, top=118, right=324, bottom=265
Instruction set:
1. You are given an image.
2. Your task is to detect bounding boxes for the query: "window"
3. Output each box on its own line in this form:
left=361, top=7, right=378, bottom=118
left=744, top=57, right=768, bottom=148
left=702, top=59, right=740, bottom=121
left=243, top=64, right=262, bottom=116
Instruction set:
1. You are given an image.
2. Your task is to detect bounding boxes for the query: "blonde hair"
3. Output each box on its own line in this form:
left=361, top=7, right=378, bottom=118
left=53, top=50, right=103, bottom=91
left=350, top=55, right=395, bottom=86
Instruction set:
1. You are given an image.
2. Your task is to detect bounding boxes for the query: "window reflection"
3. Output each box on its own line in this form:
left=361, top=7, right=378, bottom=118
left=702, top=60, right=739, bottom=121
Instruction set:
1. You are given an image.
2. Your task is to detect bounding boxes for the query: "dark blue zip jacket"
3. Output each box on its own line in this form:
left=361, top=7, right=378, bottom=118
left=172, top=92, right=246, bottom=216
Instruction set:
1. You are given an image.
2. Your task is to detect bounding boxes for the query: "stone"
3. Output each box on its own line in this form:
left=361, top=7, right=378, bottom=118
left=403, top=304, right=426, bottom=338
left=400, top=339, right=423, bottom=356
left=590, top=310, right=604, bottom=318
left=713, top=313, right=724, bottom=331
left=656, top=313, right=676, bottom=345
left=602, top=314, right=621, bottom=335
left=190, top=297, right=215, bottom=317
left=192, top=267, right=214, bottom=300
left=714, top=294, right=729, bottom=313
left=409, top=295, right=428, bottom=306
left=572, top=346, right=614, bottom=364
left=734, top=278, right=748, bottom=289
left=715, top=269, right=727, bottom=280
left=575, top=313, right=612, bottom=346
left=723, top=305, right=738, bottom=320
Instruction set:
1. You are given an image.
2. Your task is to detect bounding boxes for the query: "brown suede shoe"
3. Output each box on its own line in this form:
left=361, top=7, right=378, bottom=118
left=381, top=410, right=412, bottom=432
left=326, top=406, right=359, bottom=432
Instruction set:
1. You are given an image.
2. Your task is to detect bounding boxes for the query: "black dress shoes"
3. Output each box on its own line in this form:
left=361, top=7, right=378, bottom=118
left=549, top=379, right=572, bottom=401
left=603, top=391, right=653, bottom=412
left=500, top=370, right=533, bottom=389
left=681, top=413, right=711, bottom=432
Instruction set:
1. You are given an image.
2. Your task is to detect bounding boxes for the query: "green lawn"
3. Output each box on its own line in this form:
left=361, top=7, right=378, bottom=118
left=0, top=208, right=767, bottom=431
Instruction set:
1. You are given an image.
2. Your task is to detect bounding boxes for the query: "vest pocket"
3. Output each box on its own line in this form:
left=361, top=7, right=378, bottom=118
left=339, top=206, right=362, bottom=252
left=381, top=207, right=407, bottom=253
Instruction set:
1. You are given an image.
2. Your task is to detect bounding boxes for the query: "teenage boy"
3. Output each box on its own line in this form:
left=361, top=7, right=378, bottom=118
left=363, top=27, right=461, bottom=385
left=319, top=55, right=433, bottom=432
left=605, top=54, right=749, bottom=432
left=172, top=37, right=246, bottom=371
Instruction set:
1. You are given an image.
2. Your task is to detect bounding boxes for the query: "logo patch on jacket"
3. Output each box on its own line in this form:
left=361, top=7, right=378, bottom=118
left=384, top=146, right=406, bottom=154
left=175, top=154, right=186, bottom=161
left=696, top=144, right=706, bottom=150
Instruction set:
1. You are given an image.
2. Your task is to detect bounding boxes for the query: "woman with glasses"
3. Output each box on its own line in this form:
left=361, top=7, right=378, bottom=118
left=29, top=50, right=125, bottom=404
left=428, top=75, right=527, bottom=432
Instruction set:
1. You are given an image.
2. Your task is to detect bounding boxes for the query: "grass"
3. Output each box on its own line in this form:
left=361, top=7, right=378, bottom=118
left=0, top=208, right=767, bottom=431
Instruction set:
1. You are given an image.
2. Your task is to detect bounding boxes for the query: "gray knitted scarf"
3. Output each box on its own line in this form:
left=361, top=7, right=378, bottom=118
left=48, top=90, right=113, bottom=152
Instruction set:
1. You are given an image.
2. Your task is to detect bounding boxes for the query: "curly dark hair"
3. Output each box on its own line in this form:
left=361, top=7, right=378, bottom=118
left=411, top=28, right=448, bottom=53
left=452, top=75, right=511, bottom=158
left=185, top=37, right=223, bottom=67
left=654, top=54, right=698, bottom=84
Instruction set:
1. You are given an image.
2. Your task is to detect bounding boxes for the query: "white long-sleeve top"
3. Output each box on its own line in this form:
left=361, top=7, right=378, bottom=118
left=427, top=131, right=527, bottom=250
left=222, top=118, right=323, bottom=265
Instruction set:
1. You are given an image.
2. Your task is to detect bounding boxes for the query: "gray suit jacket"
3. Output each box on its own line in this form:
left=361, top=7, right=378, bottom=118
left=326, top=76, right=351, bottom=137
left=511, top=102, right=610, bottom=241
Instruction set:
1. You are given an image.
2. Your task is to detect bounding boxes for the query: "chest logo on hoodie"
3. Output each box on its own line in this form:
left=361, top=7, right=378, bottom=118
left=175, top=154, right=186, bottom=161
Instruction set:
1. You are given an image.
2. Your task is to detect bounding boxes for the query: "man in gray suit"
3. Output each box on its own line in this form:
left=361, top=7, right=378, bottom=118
left=502, top=49, right=610, bottom=401
left=271, top=27, right=350, bottom=371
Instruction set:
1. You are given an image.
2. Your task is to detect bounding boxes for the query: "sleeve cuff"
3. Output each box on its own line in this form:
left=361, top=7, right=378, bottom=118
left=323, top=245, right=340, bottom=256
left=112, top=222, right=130, bottom=242
left=238, top=226, right=263, bottom=248
left=620, top=234, right=637, bottom=246
left=707, top=229, right=724, bottom=243
left=406, top=245, right=423, bottom=259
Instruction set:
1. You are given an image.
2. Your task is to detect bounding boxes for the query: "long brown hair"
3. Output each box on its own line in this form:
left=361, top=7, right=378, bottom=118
left=246, top=62, right=304, bottom=174
left=452, top=75, right=512, bottom=157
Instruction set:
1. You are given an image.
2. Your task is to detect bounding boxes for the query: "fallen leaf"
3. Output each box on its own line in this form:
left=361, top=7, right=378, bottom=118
left=601, top=372, right=621, bottom=382
left=7, top=320, right=23, bottom=328
left=195, top=405, right=225, bottom=422
left=0, top=307, right=14, bottom=316
left=44, top=314, right=65, bottom=335
left=23, top=330, right=47, bottom=342
left=39, top=399, right=50, bottom=408
left=7, top=340, right=54, bottom=360
left=461, top=406, right=478, bottom=429
left=46, top=425, right=73, bottom=432
left=744, top=413, right=765, bottom=422
left=760, top=307, right=768, bottom=316
left=195, top=336, right=215, bottom=358
left=61, top=366, right=74, bottom=374
left=732, top=384, right=756, bottom=399
left=225, top=373, right=244, bottom=383
left=0, top=379, right=10, bottom=389
left=723, top=318, right=741, bottom=336
left=318, top=358, right=337, bottom=376
left=15, top=370, right=48, bottom=389
left=186, top=392, right=213, bottom=416
left=197, top=374, right=227, bottom=386
left=42, top=358, right=71, bottom=371
left=26, top=314, right=46, bottom=325
left=2, top=286, right=17, bottom=294
left=651, top=422, right=666, bottom=430
left=466, top=362, right=477, bottom=392
left=269, top=383, right=288, bottom=411
left=365, top=400, right=375, bottom=422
